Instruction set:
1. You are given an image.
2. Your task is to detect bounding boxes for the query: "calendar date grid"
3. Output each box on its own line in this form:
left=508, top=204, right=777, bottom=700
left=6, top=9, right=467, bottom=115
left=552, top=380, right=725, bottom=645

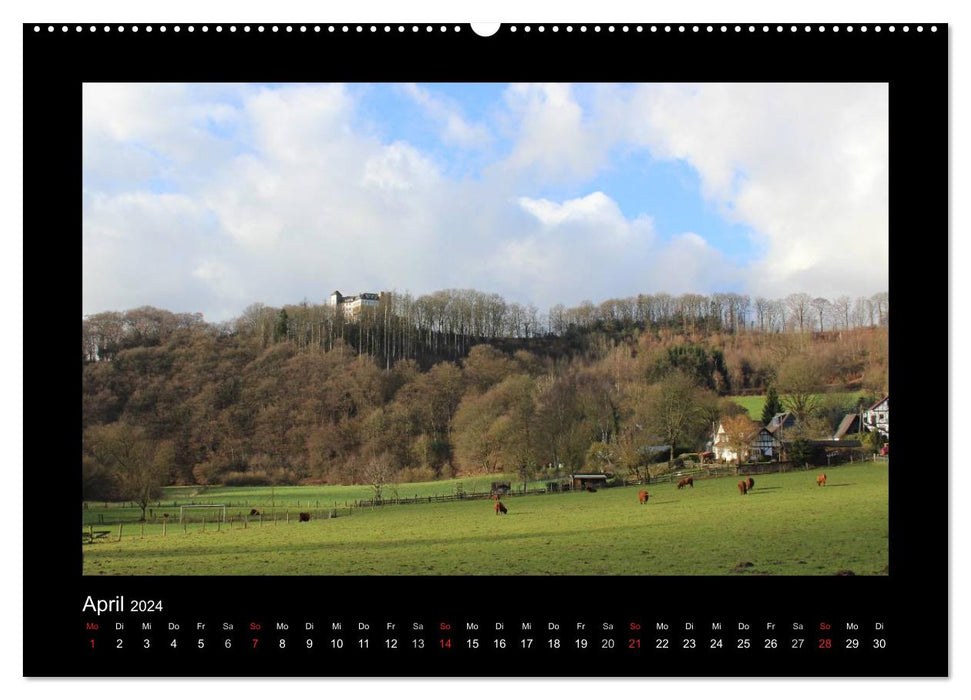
left=84, top=617, right=889, bottom=657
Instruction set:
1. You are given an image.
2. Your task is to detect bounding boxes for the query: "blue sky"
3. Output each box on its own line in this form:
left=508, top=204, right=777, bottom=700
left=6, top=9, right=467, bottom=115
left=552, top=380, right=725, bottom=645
left=82, top=82, right=888, bottom=322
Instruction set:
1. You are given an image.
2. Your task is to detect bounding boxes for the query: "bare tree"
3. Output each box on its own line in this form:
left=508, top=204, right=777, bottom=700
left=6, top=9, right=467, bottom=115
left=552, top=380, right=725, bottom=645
left=643, top=372, right=706, bottom=467
left=720, top=414, right=759, bottom=468
left=810, top=297, right=831, bottom=333
left=361, top=453, right=398, bottom=501
left=754, top=297, right=770, bottom=333
left=832, top=296, right=851, bottom=331
left=785, top=293, right=812, bottom=334
left=84, top=423, right=173, bottom=520
left=776, top=355, right=824, bottom=420
left=852, top=296, right=869, bottom=328
left=871, top=292, right=889, bottom=327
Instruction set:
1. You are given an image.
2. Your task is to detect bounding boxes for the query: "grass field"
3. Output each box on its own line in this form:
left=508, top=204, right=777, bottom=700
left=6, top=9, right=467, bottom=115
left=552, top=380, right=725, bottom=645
left=82, top=473, right=547, bottom=525
left=83, top=461, right=888, bottom=576
left=729, top=391, right=865, bottom=420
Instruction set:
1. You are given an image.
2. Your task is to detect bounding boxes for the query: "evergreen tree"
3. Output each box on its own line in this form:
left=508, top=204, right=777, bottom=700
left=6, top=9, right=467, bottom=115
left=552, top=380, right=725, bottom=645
left=762, top=385, right=783, bottom=425
left=274, top=308, right=289, bottom=343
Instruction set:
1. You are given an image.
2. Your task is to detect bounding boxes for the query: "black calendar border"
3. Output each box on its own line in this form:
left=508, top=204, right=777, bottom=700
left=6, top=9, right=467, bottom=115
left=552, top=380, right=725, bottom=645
left=23, top=22, right=948, bottom=677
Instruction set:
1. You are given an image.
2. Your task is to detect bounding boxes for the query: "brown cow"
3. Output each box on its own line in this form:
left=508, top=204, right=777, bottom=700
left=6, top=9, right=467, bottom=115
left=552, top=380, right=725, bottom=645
left=738, top=480, right=748, bottom=495
left=746, top=477, right=755, bottom=491
left=817, top=473, right=827, bottom=487
left=298, top=512, right=311, bottom=522
left=249, top=508, right=261, bottom=516
left=494, top=501, right=508, bottom=515
left=638, top=490, right=649, bottom=504
left=677, top=477, right=694, bottom=489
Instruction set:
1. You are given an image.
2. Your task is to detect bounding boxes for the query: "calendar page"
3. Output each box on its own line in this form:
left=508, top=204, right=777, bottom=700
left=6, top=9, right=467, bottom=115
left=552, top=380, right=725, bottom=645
left=23, top=21, right=946, bottom=677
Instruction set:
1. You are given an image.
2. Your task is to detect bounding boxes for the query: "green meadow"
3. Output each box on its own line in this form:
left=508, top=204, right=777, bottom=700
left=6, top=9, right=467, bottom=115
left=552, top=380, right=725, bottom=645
left=83, top=461, right=888, bottom=576
left=729, top=391, right=865, bottom=421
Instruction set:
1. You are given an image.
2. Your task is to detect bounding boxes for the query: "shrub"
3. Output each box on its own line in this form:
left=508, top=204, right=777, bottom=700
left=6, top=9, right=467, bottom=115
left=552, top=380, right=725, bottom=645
left=397, top=466, right=437, bottom=483
left=220, top=471, right=272, bottom=486
left=191, top=459, right=226, bottom=486
left=788, top=439, right=825, bottom=466
left=270, top=469, right=299, bottom=486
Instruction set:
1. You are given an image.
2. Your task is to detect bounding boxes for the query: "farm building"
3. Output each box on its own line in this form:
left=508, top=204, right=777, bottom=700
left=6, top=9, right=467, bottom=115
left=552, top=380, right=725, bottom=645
left=569, top=473, right=611, bottom=491
left=789, top=439, right=864, bottom=466
left=490, top=481, right=511, bottom=495
left=639, top=445, right=671, bottom=461
left=863, top=395, right=889, bottom=438
left=712, top=424, right=781, bottom=463
left=766, top=411, right=797, bottom=437
left=833, top=413, right=862, bottom=440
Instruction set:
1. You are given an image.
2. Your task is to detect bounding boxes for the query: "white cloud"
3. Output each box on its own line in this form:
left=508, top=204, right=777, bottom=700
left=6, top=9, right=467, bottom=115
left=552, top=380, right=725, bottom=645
left=82, top=83, right=888, bottom=322
left=82, top=191, right=231, bottom=317
left=500, top=83, right=604, bottom=181
left=517, top=191, right=623, bottom=229
left=614, top=83, right=889, bottom=298
left=363, top=142, right=441, bottom=192
left=83, top=83, right=242, bottom=177
left=399, top=83, right=490, bottom=148
left=497, top=191, right=738, bottom=307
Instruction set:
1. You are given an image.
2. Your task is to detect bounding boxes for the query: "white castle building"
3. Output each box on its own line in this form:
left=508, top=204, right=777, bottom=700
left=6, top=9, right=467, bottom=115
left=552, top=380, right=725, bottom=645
left=329, top=290, right=385, bottom=318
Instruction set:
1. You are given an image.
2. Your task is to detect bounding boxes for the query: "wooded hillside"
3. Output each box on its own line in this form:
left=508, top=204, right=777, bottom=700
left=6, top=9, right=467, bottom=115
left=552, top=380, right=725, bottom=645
left=81, top=291, right=889, bottom=498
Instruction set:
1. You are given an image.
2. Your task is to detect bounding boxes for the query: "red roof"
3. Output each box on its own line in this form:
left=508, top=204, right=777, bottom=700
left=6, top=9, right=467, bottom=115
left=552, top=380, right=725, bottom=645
left=867, top=395, right=889, bottom=411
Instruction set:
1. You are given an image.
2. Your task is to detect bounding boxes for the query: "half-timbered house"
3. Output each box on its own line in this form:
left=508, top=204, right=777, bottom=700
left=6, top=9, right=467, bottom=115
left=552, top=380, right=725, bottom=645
left=863, top=395, right=889, bottom=438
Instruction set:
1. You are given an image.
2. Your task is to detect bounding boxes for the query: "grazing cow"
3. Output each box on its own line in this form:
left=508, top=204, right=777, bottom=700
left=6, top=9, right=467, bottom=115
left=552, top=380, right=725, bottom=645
left=746, top=477, right=755, bottom=491
left=298, top=512, right=311, bottom=522
left=678, top=477, right=694, bottom=489
left=491, top=493, right=500, bottom=500
left=494, top=501, right=508, bottom=515
left=817, top=473, right=827, bottom=487
left=738, top=480, right=748, bottom=495
left=638, top=490, right=649, bottom=504
left=249, top=508, right=261, bottom=516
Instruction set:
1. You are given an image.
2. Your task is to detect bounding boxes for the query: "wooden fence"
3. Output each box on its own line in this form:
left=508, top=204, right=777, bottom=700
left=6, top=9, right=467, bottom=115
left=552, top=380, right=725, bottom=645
left=84, top=456, right=877, bottom=532
left=352, top=487, right=554, bottom=509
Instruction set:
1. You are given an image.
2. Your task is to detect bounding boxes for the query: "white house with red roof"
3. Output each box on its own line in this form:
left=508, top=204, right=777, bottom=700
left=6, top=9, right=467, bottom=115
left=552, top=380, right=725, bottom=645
left=863, top=395, right=889, bottom=439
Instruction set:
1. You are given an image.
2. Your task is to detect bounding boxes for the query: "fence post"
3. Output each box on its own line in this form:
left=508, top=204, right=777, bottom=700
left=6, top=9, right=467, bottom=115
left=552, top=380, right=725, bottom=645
left=217, top=517, right=221, bottom=532
left=244, top=516, right=248, bottom=529
left=118, top=523, right=123, bottom=542
left=162, top=519, right=167, bottom=536
left=286, top=511, right=289, bottom=524
left=89, top=524, right=93, bottom=541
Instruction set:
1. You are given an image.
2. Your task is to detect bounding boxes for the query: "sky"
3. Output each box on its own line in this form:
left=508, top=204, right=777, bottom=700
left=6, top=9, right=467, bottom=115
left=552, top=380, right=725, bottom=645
left=82, top=82, right=889, bottom=323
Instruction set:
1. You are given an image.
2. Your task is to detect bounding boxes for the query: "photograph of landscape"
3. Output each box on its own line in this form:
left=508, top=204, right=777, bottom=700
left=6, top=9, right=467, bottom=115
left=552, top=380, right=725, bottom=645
left=81, top=82, right=889, bottom=576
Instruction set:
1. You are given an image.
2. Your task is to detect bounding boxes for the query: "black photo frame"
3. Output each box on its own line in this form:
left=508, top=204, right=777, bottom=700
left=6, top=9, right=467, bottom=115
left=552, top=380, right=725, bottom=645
left=23, top=21, right=947, bottom=677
